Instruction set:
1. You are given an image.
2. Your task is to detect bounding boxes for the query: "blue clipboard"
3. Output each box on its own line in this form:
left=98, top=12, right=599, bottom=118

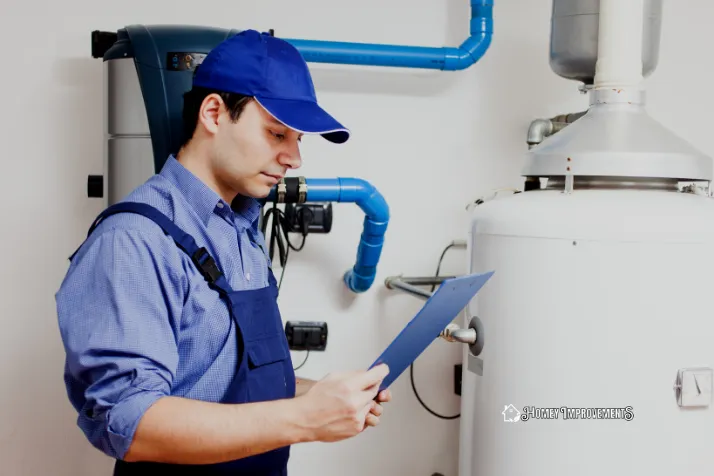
left=369, top=271, right=494, bottom=392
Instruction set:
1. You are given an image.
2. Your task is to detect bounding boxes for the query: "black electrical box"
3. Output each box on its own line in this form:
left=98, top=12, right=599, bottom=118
left=454, top=364, right=462, bottom=396
left=284, top=203, right=332, bottom=234
left=285, top=321, right=328, bottom=351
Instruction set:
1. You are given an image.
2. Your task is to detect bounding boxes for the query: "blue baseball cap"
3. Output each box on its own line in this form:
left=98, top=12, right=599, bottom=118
left=192, top=29, right=350, bottom=144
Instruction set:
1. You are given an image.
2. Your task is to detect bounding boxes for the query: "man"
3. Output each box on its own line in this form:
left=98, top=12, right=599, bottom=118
left=56, top=29, right=391, bottom=475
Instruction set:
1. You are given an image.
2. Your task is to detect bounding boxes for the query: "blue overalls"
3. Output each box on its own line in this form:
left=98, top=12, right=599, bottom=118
left=75, top=202, right=296, bottom=476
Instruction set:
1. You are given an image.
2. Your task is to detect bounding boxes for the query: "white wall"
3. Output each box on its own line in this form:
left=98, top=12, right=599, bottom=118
left=1, top=0, right=712, bottom=475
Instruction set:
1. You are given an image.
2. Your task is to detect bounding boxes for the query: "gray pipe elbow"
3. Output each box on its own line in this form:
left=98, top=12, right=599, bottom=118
left=527, top=119, right=554, bottom=148
left=527, top=111, right=587, bottom=149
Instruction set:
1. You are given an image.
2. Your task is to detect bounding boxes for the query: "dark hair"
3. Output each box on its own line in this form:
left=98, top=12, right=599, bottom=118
left=180, top=67, right=253, bottom=148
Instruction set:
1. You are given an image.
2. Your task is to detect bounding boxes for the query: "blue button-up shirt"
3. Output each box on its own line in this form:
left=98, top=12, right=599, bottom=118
left=56, top=155, right=271, bottom=460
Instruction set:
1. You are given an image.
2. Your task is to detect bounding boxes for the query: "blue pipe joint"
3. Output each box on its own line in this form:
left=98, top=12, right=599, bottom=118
left=343, top=216, right=388, bottom=293
left=443, top=0, right=494, bottom=70
left=471, top=0, right=494, bottom=34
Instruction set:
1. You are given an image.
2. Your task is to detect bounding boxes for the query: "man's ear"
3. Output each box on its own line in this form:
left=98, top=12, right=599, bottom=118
left=198, top=93, right=223, bottom=136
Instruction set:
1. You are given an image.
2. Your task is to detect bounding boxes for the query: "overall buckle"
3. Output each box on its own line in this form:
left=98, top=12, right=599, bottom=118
left=192, top=247, right=223, bottom=284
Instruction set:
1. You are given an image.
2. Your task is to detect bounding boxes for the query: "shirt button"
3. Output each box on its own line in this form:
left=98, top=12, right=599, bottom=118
left=217, top=203, right=224, bottom=208
left=246, top=273, right=251, bottom=281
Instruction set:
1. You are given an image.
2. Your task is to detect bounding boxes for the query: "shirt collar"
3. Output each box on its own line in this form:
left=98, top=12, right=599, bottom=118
left=160, top=155, right=261, bottom=228
left=231, top=194, right=262, bottom=230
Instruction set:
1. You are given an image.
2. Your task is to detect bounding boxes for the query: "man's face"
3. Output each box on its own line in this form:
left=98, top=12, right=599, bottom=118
left=205, top=96, right=303, bottom=199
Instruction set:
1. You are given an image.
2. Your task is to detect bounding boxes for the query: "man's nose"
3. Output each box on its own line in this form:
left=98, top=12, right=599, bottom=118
left=280, top=145, right=302, bottom=169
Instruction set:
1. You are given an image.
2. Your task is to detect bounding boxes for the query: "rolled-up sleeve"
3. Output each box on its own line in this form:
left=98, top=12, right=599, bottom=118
left=56, top=226, right=186, bottom=460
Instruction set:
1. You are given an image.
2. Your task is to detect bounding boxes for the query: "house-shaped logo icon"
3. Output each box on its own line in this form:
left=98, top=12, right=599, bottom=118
left=502, top=404, right=521, bottom=423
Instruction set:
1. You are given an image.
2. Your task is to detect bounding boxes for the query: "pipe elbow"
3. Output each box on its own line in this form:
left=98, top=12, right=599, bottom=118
left=443, top=0, right=494, bottom=70
left=526, top=118, right=554, bottom=148
left=337, top=178, right=390, bottom=223
left=526, top=111, right=586, bottom=148
left=443, top=34, right=492, bottom=71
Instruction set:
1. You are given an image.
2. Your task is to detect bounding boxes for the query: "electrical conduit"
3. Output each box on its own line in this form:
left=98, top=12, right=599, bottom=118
left=267, top=178, right=389, bottom=293
left=285, top=0, right=494, bottom=70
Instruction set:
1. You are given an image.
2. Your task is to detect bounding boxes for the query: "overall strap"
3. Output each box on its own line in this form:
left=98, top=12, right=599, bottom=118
left=70, top=202, right=234, bottom=296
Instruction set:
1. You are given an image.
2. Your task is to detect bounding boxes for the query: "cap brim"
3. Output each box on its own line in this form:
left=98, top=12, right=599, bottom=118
left=254, top=96, right=350, bottom=144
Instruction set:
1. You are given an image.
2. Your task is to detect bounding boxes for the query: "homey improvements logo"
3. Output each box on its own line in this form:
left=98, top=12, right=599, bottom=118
left=502, top=405, right=634, bottom=422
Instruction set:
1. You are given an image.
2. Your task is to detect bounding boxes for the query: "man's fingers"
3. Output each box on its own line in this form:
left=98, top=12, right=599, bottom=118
left=361, top=402, right=386, bottom=432
left=357, top=364, right=390, bottom=389
left=364, top=413, right=380, bottom=428
left=376, top=389, right=391, bottom=403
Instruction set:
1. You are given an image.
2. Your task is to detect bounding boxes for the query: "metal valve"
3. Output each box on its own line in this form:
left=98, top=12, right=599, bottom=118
left=439, top=316, right=485, bottom=357
left=440, top=323, right=477, bottom=344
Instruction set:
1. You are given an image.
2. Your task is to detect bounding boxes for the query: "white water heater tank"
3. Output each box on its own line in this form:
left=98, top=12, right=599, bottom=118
left=458, top=1, right=714, bottom=474
left=459, top=184, right=714, bottom=475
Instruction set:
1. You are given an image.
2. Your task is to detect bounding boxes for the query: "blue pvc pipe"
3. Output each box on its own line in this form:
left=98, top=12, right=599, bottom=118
left=267, top=178, right=389, bottom=293
left=285, top=0, right=493, bottom=71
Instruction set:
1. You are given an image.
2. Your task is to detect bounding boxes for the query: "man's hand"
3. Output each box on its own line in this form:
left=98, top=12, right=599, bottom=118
left=294, top=377, right=316, bottom=397
left=364, top=388, right=391, bottom=430
left=295, top=364, right=390, bottom=443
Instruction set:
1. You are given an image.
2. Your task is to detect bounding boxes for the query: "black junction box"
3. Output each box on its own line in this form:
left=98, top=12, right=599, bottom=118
left=285, top=321, right=328, bottom=351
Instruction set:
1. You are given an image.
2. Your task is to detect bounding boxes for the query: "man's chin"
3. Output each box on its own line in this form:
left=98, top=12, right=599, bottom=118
left=235, top=177, right=277, bottom=200
left=244, top=184, right=273, bottom=200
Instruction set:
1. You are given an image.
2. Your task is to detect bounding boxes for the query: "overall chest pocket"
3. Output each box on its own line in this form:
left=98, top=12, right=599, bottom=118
left=246, top=334, right=290, bottom=402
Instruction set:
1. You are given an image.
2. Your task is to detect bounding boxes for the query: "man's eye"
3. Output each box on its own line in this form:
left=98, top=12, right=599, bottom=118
left=270, top=130, right=285, bottom=140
